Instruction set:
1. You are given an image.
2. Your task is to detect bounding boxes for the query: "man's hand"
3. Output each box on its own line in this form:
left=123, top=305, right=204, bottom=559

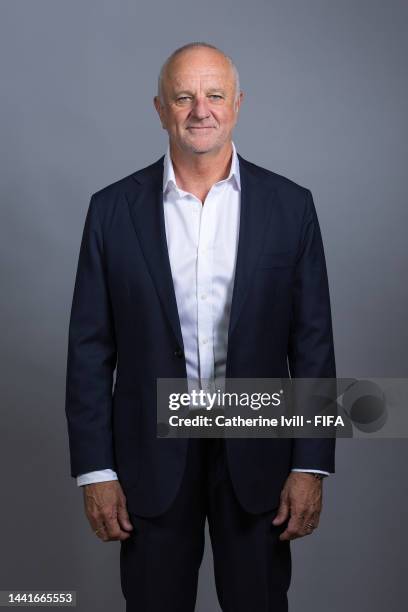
left=272, top=472, right=323, bottom=541
left=83, top=481, right=134, bottom=542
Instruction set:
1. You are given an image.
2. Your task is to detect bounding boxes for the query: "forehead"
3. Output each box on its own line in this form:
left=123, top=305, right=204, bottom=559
left=165, top=50, right=234, bottom=90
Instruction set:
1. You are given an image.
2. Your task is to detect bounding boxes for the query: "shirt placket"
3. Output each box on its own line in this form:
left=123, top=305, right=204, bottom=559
left=196, top=191, right=217, bottom=397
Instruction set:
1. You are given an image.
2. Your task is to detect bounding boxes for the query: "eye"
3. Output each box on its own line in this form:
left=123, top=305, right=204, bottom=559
left=209, top=95, right=223, bottom=100
left=176, top=96, right=191, bottom=103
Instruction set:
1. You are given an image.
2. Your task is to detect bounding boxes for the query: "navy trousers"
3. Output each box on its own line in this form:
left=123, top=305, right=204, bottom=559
left=120, top=437, right=292, bottom=611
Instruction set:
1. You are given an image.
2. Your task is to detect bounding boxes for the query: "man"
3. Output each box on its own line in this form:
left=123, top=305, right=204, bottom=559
left=65, top=42, right=336, bottom=611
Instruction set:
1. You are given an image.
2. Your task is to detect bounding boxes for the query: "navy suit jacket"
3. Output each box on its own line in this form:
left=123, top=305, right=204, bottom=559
left=65, top=152, right=336, bottom=516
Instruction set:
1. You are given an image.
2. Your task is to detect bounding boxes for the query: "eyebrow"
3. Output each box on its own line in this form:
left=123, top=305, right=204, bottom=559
left=173, top=88, right=226, bottom=96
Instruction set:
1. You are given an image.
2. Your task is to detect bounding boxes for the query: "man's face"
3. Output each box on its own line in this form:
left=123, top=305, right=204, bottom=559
left=154, top=48, right=243, bottom=155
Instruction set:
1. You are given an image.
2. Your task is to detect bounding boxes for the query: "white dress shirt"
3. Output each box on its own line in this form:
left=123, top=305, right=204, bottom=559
left=76, top=142, right=329, bottom=486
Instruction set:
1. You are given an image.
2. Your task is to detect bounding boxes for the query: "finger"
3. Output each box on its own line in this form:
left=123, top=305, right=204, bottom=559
left=89, top=507, right=131, bottom=541
left=103, top=516, right=132, bottom=541
left=299, top=508, right=319, bottom=527
left=279, top=516, right=304, bottom=541
left=279, top=527, right=297, bottom=541
left=290, top=514, right=318, bottom=538
left=117, top=506, right=134, bottom=532
left=272, top=501, right=290, bottom=526
left=301, top=514, right=320, bottom=535
left=279, top=517, right=297, bottom=541
left=94, top=524, right=109, bottom=542
left=309, top=511, right=320, bottom=529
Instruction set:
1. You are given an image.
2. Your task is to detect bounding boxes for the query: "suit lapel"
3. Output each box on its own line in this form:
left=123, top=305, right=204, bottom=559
left=126, top=158, right=185, bottom=350
left=228, top=155, right=275, bottom=339
left=125, top=152, right=276, bottom=350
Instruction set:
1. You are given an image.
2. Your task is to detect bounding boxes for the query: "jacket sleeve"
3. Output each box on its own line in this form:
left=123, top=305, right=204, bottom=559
left=65, top=195, right=117, bottom=477
left=288, top=189, right=337, bottom=473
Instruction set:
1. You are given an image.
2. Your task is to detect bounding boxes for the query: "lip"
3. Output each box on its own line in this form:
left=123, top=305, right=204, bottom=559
left=187, top=126, right=215, bottom=130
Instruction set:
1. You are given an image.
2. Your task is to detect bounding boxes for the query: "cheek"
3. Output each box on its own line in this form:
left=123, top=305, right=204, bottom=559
left=177, top=115, right=191, bottom=130
left=217, top=110, right=236, bottom=127
left=166, top=109, right=187, bottom=128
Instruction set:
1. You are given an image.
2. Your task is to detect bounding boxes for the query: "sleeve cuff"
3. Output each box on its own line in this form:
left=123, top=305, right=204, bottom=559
left=76, top=469, right=119, bottom=487
left=291, top=469, right=330, bottom=477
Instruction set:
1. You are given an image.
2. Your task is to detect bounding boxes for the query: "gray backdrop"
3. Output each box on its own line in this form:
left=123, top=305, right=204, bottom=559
left=1, top=0, right=407, bottom=610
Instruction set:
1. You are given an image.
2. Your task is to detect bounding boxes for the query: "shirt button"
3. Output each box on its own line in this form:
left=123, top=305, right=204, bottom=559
left=201, top=293, right=207, bottom=300
left=202, top=338, right=208, bottom=345
left=174, top=348, right=184, bottom=358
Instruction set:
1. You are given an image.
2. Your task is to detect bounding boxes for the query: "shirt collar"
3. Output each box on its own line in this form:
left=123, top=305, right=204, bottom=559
left=163, top=141, right=241, bottom=194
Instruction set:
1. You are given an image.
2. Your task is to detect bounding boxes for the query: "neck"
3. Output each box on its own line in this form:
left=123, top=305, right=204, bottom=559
left=169, top=141, right=234, bottom=196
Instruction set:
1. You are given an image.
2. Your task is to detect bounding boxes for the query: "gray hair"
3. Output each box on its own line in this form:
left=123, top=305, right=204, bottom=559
left=157, top=42, right=240, bottom=105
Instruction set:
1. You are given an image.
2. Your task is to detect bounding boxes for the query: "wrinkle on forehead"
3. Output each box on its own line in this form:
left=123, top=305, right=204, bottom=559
left=172, top=74, right=230, bottom=90
left=164, top=52, right=235, bottom=93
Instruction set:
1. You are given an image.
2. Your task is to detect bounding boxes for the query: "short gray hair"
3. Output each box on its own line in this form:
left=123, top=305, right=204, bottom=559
left=157, top=42, right=240, bottom=104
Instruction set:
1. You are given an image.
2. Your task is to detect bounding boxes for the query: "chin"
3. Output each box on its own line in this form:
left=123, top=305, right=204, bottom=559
left=181, top=142, right=214, bottom=155
left=188, top=138, right=222, bottom=155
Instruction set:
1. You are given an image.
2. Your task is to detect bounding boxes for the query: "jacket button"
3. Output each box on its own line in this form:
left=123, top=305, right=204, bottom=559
left=174, top=348, right=184, bottom=358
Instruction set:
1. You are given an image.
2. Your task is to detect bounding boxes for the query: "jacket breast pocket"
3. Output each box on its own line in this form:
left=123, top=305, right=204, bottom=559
left=256, top=250, right=297, bottom=269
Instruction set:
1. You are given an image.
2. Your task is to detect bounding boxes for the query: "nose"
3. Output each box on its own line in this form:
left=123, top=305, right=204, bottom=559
left=190, top=96, right=210, bottom=120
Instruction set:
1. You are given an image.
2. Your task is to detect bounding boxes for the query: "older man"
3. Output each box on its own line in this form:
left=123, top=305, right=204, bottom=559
left=66, top=42, right=336, bottom=611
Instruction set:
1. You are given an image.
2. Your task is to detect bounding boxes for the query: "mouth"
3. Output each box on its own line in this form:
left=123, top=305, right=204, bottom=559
left=187, top=126, right=215, bottom=130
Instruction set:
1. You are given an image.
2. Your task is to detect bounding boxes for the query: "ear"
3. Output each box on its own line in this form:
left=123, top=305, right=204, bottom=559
left=153, top=96, right=166, bottom=129
left=235, top=90, right=244, bottom=113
